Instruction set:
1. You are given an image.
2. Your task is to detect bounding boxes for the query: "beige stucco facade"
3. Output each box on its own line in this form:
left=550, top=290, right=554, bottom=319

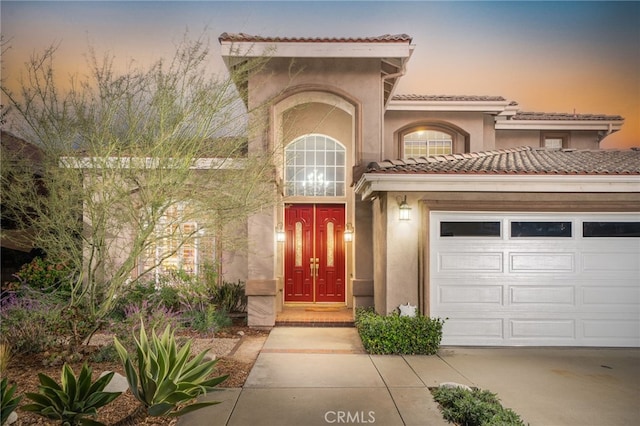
left=239, top=55, right=393, bottom=326
left=219, top=34, right=634, bottom=327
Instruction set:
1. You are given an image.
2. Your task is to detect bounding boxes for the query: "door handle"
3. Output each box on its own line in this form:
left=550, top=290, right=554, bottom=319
left=309, top=258, right=319, bottom=277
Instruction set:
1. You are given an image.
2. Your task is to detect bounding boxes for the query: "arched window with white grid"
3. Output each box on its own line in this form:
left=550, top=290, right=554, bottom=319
left=284, top=134, right=346, bottom=197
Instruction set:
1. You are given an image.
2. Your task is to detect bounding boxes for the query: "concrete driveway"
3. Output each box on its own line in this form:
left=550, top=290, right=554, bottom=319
left=181, top=328, right=640, bottom=425
left=406, top=347, right=640, bottom=425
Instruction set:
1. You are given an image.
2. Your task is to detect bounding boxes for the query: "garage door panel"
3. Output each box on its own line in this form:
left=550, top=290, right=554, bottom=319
left=510, top=319, right=575, bottom=339
left=509, top=252, right=575, bottom=273
left=582, top=286, right=640, bottom=306
left=442, top=318, right=504, bottom=340
left=510, top=286, right=575, bottom=305
left=582, top=252, right=640, bottom=272
left=439, top=252, right=503, bottom=272
left=582, top=319, right=640, bottom=341
left=430, top=212, right=640, bottom=347
left=439, top=285, right=503, bottom=305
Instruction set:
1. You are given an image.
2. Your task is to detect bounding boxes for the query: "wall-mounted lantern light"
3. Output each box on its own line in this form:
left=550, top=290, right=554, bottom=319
left=276, top=223, right=286, bottom=242
left=344, top=223, right=354, bottom=242
left=398, top=195, right=411, bottom=221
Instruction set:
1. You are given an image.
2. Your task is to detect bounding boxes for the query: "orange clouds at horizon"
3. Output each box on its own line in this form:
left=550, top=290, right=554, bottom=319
left=2, top=1, right=638, bottom=149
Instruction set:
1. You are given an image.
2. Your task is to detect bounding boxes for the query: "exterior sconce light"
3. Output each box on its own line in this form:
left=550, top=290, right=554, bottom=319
left=344, top=223, right=354, bottom=242
left=276, top=223, right=285, bottom=242
left=399, top=195, right=411, bottom=221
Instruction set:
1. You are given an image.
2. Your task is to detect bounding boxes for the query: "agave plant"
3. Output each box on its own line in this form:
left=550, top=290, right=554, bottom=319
left=1, top=377, right=22, bottom=426
left=21, top=363, right=121, bottom=426
left=113, top=323, right=228, bottom=419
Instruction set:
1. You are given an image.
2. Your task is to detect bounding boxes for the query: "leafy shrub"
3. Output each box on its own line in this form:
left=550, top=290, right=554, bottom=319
left=89, top=344, right=119, bottom=364
left=22, top=363, right=121, bottom=426
left=111, top=280, right=157, bottom=320
left=432, top=386, right=524, bottom=426
left=109, top=271, right=240, bottom=335
left=114, top=323, right=228, bottom=419
left=157, top=284, right=182, bottom=312
left=183, top=305, right=231, bottom=333
left=13, top=257, right=73, bottom=296
left=1, top=377, right=22, bottom=425
left=355, top=308, right=444, bottom=355
left=60, top=303, right=99, bottom=349
left=0, top=294, right=66, bottom=354
left=212, top=281, right=247, bottom=313
left=177, top=279, right=211, bottom=314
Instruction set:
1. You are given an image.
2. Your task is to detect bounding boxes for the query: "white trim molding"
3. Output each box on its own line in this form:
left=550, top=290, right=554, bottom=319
left=355, top=173, right=640, bottom=199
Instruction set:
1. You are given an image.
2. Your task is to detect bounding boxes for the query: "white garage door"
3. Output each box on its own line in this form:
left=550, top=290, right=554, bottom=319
left=430, top=212, right=640, bottom=347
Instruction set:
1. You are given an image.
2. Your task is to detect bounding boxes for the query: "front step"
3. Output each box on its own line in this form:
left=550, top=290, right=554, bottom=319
left=275, top=320, right=355, bottom=327
left=275, top=306, right=354, bottom=327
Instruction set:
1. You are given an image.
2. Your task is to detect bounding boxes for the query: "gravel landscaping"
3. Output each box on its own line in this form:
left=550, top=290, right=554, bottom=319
left=4, top=326, right=268, bottom=425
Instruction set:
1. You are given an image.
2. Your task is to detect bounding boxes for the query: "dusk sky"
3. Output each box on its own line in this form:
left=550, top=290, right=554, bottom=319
left=2, top=1, right=639, bottom=148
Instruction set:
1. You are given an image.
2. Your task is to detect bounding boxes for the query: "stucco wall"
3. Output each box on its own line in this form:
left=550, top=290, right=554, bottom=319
left=282, top=102, right=352, bottom=144
left=384, top=192, right=420, bottom=314
left=241, top=56, right=384, bottom=322
left=495, top=129, right=601, bottom=150
left=219, top=222, right=249, bottom=283
left=371, top=192, right=422, bottom=315
left=372, top=196, right=387, bottom=313
left=570, top=131, right=604, bottom=149
left=249, top=57, right=383, bottom=164
left=383, top=111, right=494, bottom=157
left=495, top=129, right=538, bottom=149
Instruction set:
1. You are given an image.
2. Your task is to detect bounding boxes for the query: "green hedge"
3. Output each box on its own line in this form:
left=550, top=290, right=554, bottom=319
left=354, top=308, right=444, bottom=355
left=432, top=386, right=525, bottom=426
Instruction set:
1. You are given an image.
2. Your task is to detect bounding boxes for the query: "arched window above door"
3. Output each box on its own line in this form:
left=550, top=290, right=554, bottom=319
left=285, top=134, right=346, bottom=197
left=403, top=129, right=453, bottom=159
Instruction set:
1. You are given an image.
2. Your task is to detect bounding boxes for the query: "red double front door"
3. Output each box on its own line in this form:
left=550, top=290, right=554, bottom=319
left=284, top=204, right=346, bottom=303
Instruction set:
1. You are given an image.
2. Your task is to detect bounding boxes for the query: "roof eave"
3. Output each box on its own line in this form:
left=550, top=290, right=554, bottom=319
left=495, top=120, right=624, bottom=131
left=386, top=100, right=511, bottom=114
left=220, top=40, right=414, bottom=61
left=355, top=173, right=640, bottom=200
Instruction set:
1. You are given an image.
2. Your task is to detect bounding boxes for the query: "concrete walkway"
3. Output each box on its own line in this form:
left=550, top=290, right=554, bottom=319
left=179, top=327, right=640, bottom=426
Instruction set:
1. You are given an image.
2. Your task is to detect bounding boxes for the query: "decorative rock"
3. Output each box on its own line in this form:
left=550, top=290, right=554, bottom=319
left=439, top=382, right=473, bottom=391
left=7, top=411, right=17, bottom=425
left=100, top=371, right=129, bottom=394
left=399, top=302, right=417, bottom=317
left=203, top=353, right=217, bottom=363
left=237, top=330, right=245, bottom=336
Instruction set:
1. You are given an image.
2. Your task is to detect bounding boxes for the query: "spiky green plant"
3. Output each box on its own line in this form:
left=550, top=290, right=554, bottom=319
left=113, top=323, right=228, bottom=419
left=21, top=363, right=121, bottom=426
left=1, top=377, right=22, bottom=426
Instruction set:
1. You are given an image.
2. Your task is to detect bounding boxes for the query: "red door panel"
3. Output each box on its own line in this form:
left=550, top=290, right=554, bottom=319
left=284, top=204, right=345, bottom=303
left=315, top=204, right=345, bottom=302
left=284, top=204, right=313, bottom=302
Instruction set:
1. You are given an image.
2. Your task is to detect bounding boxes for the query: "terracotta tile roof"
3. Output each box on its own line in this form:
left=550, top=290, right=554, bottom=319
left=392, top=94, right=507, bottom=102
left=367, top=146, right=640, bottom=175
left=218, top=33, right=412, bottom=43
left=512, top=111, right=624, bottom=121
